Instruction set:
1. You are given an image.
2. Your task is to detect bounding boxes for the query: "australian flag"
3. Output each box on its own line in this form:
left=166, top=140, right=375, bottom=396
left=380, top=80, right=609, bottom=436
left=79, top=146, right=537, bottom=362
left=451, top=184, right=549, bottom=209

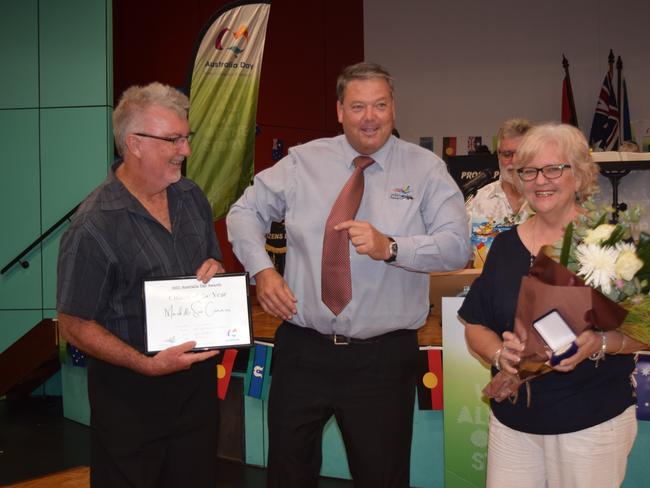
left=589, top=70, right=619, bottom=151
left=634, top=354, right=650, bottom=421
left=271, top=138, right=284, bottom=162
left=67, top=343, right=87, bottom=367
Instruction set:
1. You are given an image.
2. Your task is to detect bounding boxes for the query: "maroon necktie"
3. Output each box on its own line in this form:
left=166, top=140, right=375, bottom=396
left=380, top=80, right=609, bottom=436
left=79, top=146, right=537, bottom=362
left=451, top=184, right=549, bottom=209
left=321, top=156, right=375, bottom=315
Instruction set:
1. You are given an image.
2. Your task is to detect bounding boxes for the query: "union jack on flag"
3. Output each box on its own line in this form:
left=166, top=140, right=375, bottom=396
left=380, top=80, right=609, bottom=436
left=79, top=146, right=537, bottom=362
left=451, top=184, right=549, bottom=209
left=589, top=70, right=619, bottom=151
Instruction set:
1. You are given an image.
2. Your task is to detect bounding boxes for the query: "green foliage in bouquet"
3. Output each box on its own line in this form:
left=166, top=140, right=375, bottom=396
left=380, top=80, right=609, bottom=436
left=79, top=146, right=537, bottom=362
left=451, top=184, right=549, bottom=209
left=544, top=198, right=650, bottom=346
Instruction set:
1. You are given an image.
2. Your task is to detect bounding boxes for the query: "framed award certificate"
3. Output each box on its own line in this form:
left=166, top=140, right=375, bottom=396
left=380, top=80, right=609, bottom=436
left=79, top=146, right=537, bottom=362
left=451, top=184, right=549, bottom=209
left=143, top=273, right=252, bottom=354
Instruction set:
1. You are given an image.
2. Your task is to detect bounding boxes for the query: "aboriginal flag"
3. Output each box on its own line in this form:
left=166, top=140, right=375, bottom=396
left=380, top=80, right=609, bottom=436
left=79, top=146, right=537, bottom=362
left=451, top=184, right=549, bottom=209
left=217, top=348, right=238, bottom=400
left=417, top=348, right=443, bottom=410
left=442, top=137, right=457, bottom=163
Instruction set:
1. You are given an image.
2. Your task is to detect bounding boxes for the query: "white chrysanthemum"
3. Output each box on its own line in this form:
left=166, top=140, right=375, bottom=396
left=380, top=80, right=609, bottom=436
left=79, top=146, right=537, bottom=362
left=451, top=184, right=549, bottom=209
left=584, top=224, right=616, bottom=244
left=615, top=242, right=643, bottom=281
left=575, top=243, right=619, bottom=294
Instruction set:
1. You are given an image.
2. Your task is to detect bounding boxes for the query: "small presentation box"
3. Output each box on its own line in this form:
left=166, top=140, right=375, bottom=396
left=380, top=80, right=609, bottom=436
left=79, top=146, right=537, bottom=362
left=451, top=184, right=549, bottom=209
left=533, top=309, right=578, bottom=366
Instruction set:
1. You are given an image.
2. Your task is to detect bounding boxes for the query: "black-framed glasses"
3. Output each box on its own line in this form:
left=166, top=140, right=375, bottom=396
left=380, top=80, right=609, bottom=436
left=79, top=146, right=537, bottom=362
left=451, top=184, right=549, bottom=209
left=134, top=132, right=194, bottom=146
left=516, top=164, right=571, bottom=181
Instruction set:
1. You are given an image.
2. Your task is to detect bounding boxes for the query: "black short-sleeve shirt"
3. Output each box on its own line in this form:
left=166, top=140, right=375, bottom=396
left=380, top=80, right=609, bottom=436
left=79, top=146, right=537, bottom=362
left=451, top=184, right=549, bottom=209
left=458, top=227, right=635, bottom=434
left=57, top=161, right=222, bottom=353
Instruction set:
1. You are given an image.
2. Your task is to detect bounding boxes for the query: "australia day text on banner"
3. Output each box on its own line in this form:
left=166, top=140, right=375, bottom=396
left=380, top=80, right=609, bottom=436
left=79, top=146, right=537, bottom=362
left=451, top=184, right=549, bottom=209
left=187, top=1, right=271, bottom=219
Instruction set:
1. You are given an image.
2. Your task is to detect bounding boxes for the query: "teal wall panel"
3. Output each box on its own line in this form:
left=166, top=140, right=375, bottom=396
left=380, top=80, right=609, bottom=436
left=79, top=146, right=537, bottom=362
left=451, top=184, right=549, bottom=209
left=39, top=0, right=110, bottom=107
left=320, top=418, right=352, bottom=479
left=0, top=0, right=39, bottom=108
left=0, top=310, right=43, bottom=355
left=106, top=1, right=113, bottom=107
left=0, top=109, right=42, bottom=310
left=1, top=0, right=112, bottom=357
left=40, top=107, right=110, bottom=308
left=61, top=363, right=90, bottom=425
left=624, top=420, right=650, bottom=487
left=411, top=410, right=444, bottom=488
left=42, top=225, right=69, bottom=310
left=40, top=107, right=110, bottom=229
left=244, top=396, right=268, bottom=466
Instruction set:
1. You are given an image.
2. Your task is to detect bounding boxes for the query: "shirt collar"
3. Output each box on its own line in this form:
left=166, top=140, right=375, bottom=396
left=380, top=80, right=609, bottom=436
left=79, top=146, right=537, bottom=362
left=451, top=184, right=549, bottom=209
left=340, top=134, right=396, bottom=171
left=100, top=159, right=194, bottom=212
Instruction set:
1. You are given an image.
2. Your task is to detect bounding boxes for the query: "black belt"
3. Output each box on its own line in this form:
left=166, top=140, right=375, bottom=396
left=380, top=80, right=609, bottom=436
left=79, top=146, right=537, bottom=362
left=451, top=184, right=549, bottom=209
left=284, top=321, right=414, bottom=346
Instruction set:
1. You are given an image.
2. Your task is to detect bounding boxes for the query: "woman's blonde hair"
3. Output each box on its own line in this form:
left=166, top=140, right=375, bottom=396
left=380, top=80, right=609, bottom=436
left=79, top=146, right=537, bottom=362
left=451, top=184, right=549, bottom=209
left=513, top=122, right=599, bottom=202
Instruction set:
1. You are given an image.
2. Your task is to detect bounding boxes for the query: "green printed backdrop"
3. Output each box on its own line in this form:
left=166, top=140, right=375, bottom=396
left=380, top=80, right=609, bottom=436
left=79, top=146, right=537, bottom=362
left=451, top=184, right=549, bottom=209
left=188, top=1, right=270, bottom=219
left=442, top=297, right=490, bottom=487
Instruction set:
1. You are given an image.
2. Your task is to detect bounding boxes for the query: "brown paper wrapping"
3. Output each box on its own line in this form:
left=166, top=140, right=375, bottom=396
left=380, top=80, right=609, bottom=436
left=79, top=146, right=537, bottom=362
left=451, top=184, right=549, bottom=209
left=483, top=253, right=629, bottom=402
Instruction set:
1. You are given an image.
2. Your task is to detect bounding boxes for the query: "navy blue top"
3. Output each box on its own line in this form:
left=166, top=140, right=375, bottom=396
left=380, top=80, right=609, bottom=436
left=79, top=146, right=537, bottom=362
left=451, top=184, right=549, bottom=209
left=458, top=227, right=635, bottom=434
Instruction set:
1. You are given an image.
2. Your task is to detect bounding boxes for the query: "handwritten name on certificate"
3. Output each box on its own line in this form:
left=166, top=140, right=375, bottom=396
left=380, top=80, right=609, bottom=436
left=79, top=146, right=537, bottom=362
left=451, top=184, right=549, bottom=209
left=143, top=273, right=252, bottom=353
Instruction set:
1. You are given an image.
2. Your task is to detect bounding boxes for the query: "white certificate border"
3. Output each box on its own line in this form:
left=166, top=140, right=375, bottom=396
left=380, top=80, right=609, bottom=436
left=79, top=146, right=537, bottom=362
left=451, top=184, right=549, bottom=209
left=142, top=272, right=252, bottom=354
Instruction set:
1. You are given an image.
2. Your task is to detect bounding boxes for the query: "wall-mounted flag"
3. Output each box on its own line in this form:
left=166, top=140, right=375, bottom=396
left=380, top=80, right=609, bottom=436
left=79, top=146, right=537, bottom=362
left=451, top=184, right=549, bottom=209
left=217, top=348, right=239, bottom=400
left=442, top=137, right=457, bottom=163
left=244, top=343, right=272, bottom=399
left=417, top=348, right=443, bottom=410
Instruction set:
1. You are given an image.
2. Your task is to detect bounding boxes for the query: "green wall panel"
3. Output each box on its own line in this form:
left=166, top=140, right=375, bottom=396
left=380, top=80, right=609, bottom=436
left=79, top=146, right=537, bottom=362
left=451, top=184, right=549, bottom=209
left=0, top=310, right=43, bottom=354
left=0, top=109, right=43, bottom=309
left=0, top=0, right=39, bottom=108
left=39, top=0, right=110, bottom=107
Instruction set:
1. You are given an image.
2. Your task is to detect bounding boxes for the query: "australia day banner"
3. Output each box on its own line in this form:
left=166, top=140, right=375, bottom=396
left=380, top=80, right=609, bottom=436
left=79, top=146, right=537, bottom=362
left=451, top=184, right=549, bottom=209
left=442, top=297, right=490, bottom=487
left=187, top=0, right=271, bottom=219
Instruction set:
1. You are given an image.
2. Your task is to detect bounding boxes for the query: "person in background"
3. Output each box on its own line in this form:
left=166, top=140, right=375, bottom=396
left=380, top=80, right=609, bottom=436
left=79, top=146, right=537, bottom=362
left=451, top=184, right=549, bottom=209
left=466, top=118, right=533, bottom=267
left=459, top=123, right=644, bottom=487
left=227, top=61, right=469, bottom=487
left=57, top=82, right=223, bottom=487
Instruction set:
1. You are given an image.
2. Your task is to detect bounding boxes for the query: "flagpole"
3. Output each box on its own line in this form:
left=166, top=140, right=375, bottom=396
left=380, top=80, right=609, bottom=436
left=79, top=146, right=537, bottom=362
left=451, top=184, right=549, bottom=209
left=562, top=54, right=578, bottom=128
left=616, top=56, right=623, bottom=148
left=608, top=49, right=614, bottom=74
left=606, top=49, right=617, bottom=149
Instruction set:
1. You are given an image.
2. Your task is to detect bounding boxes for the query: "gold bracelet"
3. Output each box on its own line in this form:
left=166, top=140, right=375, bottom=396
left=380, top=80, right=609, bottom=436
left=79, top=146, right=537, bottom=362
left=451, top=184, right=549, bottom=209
left=612, top=333, right=628, bottom=355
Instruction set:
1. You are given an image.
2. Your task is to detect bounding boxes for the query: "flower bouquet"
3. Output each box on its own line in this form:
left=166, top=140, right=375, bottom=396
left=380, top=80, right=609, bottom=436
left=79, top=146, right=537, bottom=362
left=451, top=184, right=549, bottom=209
left=549, top=200, right=650, bottom=344
left=484, top=200, right=650, bottom=403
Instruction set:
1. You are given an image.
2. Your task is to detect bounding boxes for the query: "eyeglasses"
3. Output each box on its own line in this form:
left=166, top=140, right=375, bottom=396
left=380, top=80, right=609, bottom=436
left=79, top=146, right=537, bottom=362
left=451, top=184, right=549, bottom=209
left=516, top=164, right=571, bottom=181
left=498, top=150, right=516, bottom=159
left=134, top=132, right=194, bottom=146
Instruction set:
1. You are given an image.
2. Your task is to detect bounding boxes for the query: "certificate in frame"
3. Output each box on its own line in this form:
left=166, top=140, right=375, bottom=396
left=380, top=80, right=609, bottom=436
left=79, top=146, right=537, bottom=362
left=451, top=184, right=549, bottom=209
left=143, top=272, right=252, bottom=354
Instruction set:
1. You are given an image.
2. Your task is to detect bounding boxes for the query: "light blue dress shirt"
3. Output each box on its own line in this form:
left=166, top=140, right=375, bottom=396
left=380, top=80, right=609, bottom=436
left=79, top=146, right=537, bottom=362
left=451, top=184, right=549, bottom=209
left=227, top=135, right=469, bottom=338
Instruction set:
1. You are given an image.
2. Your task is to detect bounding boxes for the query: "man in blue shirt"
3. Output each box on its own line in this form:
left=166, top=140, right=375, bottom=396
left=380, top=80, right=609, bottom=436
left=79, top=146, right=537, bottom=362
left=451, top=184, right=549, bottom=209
left=227, top=62, right=469, bottom=487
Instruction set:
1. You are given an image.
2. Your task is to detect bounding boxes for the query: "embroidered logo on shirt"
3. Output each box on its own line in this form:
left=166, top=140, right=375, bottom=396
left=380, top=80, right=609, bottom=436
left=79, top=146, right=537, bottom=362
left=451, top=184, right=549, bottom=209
left=390, top=185, right=414, bottom=200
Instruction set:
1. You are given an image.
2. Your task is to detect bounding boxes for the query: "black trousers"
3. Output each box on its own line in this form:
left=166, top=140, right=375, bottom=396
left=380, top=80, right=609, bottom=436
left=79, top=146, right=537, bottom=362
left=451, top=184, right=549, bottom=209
left=267, top=322, right=419, bottom=488
left=87, top=357, right=219, bottom=488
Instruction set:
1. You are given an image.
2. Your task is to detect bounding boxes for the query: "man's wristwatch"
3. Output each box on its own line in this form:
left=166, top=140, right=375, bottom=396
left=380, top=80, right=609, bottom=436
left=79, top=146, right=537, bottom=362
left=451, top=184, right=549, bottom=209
left=385, top=237, right=398, bottom=263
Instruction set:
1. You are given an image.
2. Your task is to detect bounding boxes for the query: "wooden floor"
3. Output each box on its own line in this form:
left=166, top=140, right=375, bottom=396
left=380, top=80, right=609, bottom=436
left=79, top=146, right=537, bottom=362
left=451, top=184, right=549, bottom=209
left=4, top=467, right=89, bottom=488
